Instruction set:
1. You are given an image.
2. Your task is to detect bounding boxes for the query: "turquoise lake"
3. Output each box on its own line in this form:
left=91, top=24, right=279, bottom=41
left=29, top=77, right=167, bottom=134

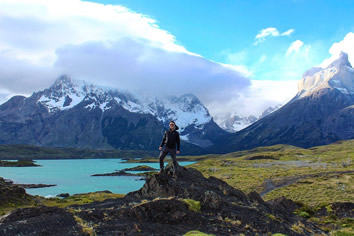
left=0, top=159, right=194, bottom=197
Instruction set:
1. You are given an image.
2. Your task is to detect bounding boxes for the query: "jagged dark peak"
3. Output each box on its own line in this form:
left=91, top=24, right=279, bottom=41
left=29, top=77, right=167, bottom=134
left=327, top=51, right=352, bottom=69
left=171, top=93, right=202, bottom=105
left=0, top=95, right=26, bottom=111
left=50, top=74, right=74, bottom=89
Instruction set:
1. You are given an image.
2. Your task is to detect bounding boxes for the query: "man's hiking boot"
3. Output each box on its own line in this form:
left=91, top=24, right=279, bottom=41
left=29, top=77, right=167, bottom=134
left=172, top=172, right=177, bottom=178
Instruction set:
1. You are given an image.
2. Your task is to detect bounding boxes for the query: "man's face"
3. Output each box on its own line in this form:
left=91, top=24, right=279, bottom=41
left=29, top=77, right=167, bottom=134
left=169, top=123, right=175, bottom=130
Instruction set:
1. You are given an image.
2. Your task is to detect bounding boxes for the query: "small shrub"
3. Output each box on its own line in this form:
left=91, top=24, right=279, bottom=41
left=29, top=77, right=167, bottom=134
left=341, top=158, right=352, bottom=168
left=184, top=231, right=215, bottom=236
left=208, top=167, right=219, bottom=173
left=182, top=199, right=201, bottom=213
left=298, top=211, right=310, bottom=218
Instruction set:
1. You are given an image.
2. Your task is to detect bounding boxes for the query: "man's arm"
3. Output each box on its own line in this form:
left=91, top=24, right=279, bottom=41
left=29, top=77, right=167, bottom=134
left=160, top=131, right=166, bottom=148
left=176, top=132, right=180, bottom=151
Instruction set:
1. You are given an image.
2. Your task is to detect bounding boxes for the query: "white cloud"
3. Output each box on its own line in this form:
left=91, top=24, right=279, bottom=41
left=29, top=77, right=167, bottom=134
left=0, top=0, right=189, bottom=65
left=281, top=29, right=295, bottom=36
left=53, top=39, right=251, bottom=104
left=255, top=27, right=295, bottom=45
left=0, top=0, right=252, bottom=119
left=320, top=32, right=354, bottom=68
left=210, top=79, right=298, bottom=123
left=286, top=40, right=304, bottom=56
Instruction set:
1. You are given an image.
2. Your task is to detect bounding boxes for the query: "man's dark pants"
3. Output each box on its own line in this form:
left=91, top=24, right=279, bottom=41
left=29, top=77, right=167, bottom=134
left=159, top=147, right=178, bottom=172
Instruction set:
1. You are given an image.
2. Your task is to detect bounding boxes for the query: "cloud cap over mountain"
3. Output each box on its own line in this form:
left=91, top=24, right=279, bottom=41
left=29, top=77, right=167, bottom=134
left=0, top=0, right=251, bottom=114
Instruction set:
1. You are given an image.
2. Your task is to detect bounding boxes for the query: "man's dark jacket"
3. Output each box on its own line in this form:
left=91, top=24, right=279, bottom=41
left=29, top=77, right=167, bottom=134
left=160, top=129, right=180, bottom=151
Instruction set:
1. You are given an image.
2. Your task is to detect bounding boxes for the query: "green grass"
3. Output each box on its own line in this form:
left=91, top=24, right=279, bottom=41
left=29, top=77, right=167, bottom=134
left=41, top=192, right=125, bottom=208
left=183, top=140, right=354, bottom=204
left=178, top=140, right=354, bottom=235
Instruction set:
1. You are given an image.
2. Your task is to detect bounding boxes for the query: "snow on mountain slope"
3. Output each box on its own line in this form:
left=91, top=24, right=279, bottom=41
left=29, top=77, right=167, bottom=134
left=38, top=75, right=113, bottom=112
left=37, top=75, right=213, bottom=138
left=218, top=104, right=282, bottom=133
left=297, top=52, right=354, bottom=98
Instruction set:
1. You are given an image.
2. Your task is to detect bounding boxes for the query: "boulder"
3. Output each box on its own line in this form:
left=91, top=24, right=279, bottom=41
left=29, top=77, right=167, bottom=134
left=0, top=206, right=85, bottom=236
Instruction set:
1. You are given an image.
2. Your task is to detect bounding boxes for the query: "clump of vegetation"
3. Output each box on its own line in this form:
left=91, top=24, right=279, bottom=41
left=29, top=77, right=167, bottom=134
left=184, top=231, right=215, bottom=236
left=182, top=199, right=201, bottom=213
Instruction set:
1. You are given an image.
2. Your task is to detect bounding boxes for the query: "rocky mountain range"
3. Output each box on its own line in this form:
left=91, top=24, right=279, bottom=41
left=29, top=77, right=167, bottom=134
left=0, top=75, right=228, bottom=154
left=217, top=52, right=354, bottom=152
left=1, top=52, right=353, bottom=154
left=219, top=104, right=282, bottom=133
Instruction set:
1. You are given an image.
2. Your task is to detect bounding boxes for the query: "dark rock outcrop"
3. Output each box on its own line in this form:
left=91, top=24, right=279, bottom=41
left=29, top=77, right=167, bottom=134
left=0, top=206, right=85, bottom=236
left=15, top=183, right=56, bottom=189
left=57, top=193, right=70, bottom=198
left=315, top=202, right=354, bottom=218
left=91, top=170, right=138, bottom=177
left=0, top=178, right=32, bottom=207
left=122, top=165, right=157, bottom=171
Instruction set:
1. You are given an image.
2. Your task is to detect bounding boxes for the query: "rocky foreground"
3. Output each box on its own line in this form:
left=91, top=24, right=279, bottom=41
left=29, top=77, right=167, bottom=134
left=1, top=165, right=348, bottom=235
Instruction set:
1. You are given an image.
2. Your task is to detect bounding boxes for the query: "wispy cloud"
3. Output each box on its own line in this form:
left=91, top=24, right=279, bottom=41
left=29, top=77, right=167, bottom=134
left=286, top=40, right=304, bottom=56
left=320, top=32, right=354, bottom=68
left=254, top=27, right=295, bottom=45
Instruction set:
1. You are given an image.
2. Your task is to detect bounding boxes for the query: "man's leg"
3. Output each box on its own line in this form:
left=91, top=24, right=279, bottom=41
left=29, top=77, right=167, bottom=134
left=159, top=149, right=169, bottom=171
left=169, top=148, right=178, bottom=176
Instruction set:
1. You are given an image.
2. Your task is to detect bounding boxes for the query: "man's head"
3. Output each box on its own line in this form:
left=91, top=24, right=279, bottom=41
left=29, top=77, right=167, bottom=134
left=169, top=121, right=176, bottom=130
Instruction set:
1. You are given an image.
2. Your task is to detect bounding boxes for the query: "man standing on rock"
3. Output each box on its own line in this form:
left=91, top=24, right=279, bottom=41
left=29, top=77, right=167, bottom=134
left=159, top=121, right=180, bottom=177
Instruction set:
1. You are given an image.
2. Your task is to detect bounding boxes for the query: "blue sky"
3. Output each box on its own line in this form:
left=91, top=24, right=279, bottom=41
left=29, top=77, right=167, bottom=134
left=86, top=0, right=354, bottom=80
left=0, top=0, right=353, bottom=120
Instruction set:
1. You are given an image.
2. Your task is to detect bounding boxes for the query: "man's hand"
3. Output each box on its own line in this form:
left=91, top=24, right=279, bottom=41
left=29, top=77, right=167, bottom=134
left=159, top=147, right=162, bottom=151
left=177, top=150, right=180, bottom=154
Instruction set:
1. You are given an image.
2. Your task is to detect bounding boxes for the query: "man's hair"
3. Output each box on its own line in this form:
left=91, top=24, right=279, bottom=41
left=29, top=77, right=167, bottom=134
left=169, top=121, right=176, bottom=125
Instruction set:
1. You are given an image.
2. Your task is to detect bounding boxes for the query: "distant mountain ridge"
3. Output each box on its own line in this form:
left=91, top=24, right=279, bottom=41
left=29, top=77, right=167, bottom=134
left=216, top=52, right=354, bottom=152
left=219, top=104, right=282, bottom=133
left=0, top=75, right=228, bottom=153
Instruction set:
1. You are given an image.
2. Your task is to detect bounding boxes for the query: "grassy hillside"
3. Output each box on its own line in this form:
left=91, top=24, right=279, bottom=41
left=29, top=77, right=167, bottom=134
left=186, top=140, right=353, bottom=204
left=182, top=140, right=354, bottom=234
left=123, top=140, right=353, bottom=206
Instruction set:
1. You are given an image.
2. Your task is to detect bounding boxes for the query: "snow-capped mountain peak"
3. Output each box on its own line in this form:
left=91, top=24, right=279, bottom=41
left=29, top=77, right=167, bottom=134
left=217, top=104, right=282, bottom=133
left=38, top=75, right=111, bottom=113
left=298, top=52, right=354, bottom=98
